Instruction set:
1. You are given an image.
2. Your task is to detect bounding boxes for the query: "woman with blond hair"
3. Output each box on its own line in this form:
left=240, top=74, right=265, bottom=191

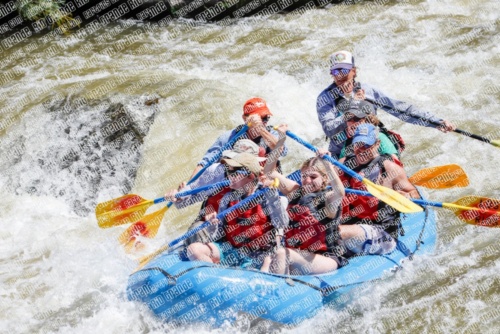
left=262, top=151, right=346, bottom=275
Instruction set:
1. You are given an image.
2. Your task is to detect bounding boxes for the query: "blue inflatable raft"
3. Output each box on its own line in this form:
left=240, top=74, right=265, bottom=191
left=126, top=197, right=436, bottom=328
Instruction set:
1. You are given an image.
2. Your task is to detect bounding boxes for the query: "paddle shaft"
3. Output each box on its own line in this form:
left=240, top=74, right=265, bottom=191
left=364, top=97, right=497, bottom=147
left=453, top=128, right=498, bottom=146
left=167, top=187, right=269, bottom=249
left=188, top=125, right=249, bottom=185
left=285, top=130, right=362, bottom=181
left=151, top=180, right=231, bottom=205
left=157, top=125, right=248, bottom=208
left=345, top=189, right=498, bottom=215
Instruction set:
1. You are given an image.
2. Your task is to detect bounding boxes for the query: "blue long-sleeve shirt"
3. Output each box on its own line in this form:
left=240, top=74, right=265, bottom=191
left=198, top=126, right=288, bottom=167
left=174, top=163, right=226, bottom=209
left=316, top=82, right=443, bottom=157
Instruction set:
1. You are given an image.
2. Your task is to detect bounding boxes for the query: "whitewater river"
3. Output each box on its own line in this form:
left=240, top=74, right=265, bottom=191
left=1, top=0, right=499, bottom=333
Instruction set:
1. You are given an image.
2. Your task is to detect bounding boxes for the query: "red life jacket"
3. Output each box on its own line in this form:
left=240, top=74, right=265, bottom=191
left=340, top=155, right=400, bottom=235
left=197, top=187, right=232, bottom=220
left=285, top=190, right=340, bottom=253
left=222, top=192, right=274, bottom=251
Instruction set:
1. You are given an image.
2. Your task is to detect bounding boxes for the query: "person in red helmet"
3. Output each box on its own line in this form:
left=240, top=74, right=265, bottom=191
left=189, top=97, right=287, bottom=180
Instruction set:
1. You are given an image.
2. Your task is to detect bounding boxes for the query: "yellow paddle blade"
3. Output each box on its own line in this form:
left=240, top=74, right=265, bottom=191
left=363, top=179, right=423, bottom=213
left=409, top=164, right=469, bottom=189
left=118, top=206, right=168, bottom=246
left=444, top=196, right=500, bottom=227
left=135, top=244, right=170, bottom=272
left=96, top=194, right=153, bottom=228
left=491, top=139, right=500, bottom=148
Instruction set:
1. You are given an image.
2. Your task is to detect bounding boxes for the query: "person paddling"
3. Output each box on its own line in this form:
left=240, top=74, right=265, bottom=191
left=317, top=50, right=456, bottom=158
left=338, top=124, right=420, bottom=257
left=262, top=149, right=346, bottom=275
left=164, top=140, right=266, bottom=245
left=185, top=153, right=276, bottom=269
left=189, top=97, right=287, bottom=179
left=338, top=100, right=401, bottom=164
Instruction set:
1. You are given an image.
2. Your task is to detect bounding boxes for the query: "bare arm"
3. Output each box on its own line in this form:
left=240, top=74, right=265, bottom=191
left=259, top=126, right=278, bottom=149
left=246, top=114, right=278, bottom=149
left=382, top=160, right=421, bottom=199
left=263, top=170, right=299, bottom=195
left=189, top=164, right=203, bottom=180
left=322, top=160, right=345, bottom=218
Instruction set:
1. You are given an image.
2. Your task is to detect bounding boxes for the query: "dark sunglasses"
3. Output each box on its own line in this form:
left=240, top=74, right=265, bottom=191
left=225, top=166, right=249, bottom=176
left=261, top=116, right=271, bottom=123
left=346, top=114, right=363, bottom=122
left=331, top=68, right=351, bottom=77
left=353, top=142, right=373, bottom=150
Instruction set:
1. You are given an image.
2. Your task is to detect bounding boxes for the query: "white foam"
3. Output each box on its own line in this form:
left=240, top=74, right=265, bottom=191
left=1, top=0, right=499, bottom=332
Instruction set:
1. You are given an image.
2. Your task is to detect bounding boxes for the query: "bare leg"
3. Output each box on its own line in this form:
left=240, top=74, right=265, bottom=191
left=268, top=248, right=338, bottom=275
left=339, top=225, right=367, bottom=253
left=186, top=242, right=221, bottom=263
left=288, top=249, right=338, bottom=275
left=266, top=247, right=288, bottom=274
left=259, top=255, right=272, bottom=273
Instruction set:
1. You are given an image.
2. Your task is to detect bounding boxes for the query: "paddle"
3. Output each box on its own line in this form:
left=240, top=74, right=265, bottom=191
left=345, top=189, right=500, bottom=227
left=120, top=206, right=168, bottom=251
left=96, top=194, right=160, bottom=229
left=118, top=180, right=231, bottom=247
left=123, top=163, right=466, bottom=247
left=364, top=97, right=500, bottom=148
left=285, top=130, right=422, bottom=214
left=135, top=187, right=271, bottom=271
left=96, top=180, right=231, bottom=229
left=95, top=125, right=248, bottom=229
left=408, top=164, right=469, bottom=189
left=110, top=163, right=467, bottom=236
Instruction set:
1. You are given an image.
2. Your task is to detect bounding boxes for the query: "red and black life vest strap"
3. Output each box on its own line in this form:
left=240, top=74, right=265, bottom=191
left=287, top=189, right=342, bottom=254
left=342, top=155, right=402, bottom=236
left=378, top=121, right=406, bottom=154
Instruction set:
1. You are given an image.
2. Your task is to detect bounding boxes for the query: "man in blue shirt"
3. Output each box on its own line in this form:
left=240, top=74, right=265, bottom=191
left=189, top=97, right=287, bottom=178
left=317, top=50, right=456, bottom=158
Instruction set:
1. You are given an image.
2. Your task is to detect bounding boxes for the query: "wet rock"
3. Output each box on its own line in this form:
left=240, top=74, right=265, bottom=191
left=0, top=94, right=159, bottom=216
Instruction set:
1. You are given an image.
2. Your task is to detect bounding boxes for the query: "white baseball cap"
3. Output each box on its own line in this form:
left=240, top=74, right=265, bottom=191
left=330, top=50, right=355, bottom=71
left=222, top=139, right=266, bottom=161
left=221, top=152, right=263, bottom=176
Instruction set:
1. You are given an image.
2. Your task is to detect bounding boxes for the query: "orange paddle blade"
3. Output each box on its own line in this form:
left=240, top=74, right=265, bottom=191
left=445, top=196, right=500, bottom=227
left=409, top=164, right=469, bottom=189
left=118, top=206, right=168, bottom=246
left=96, top=194, right=153, bottom=228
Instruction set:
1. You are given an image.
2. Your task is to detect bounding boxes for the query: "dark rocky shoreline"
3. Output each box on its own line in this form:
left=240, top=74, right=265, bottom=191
left=0, top=0, right=352, bottom=39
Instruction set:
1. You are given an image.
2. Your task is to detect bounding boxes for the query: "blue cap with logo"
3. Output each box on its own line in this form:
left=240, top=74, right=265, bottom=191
left=352, top=124, right=379, bottom=146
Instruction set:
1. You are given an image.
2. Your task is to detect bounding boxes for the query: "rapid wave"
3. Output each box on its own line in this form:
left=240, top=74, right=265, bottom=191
left=1, top=0, right=499, bottom=333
